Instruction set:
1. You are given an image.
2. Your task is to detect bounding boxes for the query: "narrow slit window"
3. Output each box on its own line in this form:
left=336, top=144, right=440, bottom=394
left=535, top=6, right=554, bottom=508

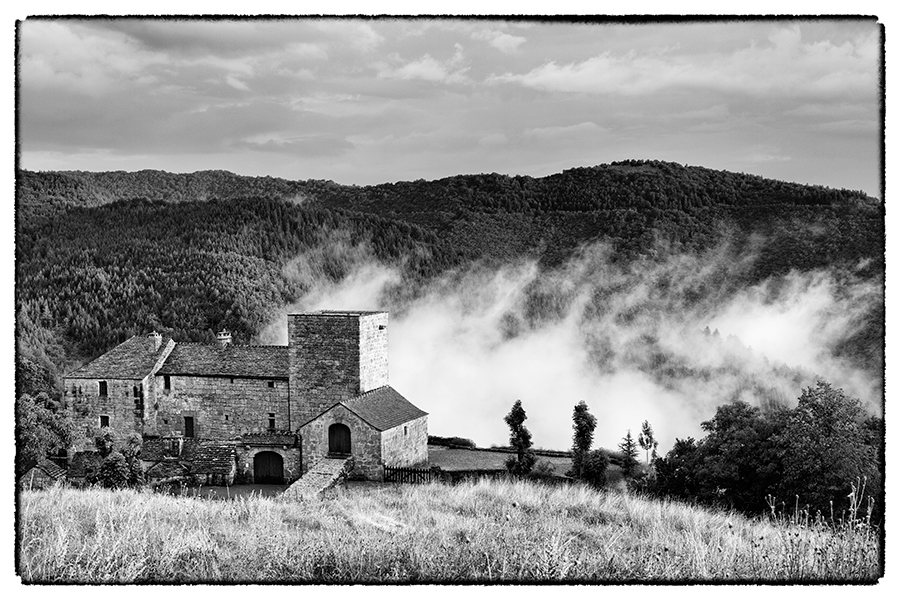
left=268, top=413, right=275, bottom=431
left=163, top=375, right=171, bottom=391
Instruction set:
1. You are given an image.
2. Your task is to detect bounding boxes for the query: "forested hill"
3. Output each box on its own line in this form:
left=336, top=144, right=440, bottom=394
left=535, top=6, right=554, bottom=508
left=16, top=160, right=884, bottom=398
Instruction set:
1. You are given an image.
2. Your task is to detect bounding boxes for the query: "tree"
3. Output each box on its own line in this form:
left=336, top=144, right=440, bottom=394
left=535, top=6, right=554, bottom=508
left=120, top=432, right=145, bottom=487
left=568, top=401, right=597, bottom=479
left=652, top=437, right=700, bottom=500
left=94, top=427, right=116, bottom=458
left=96, top=451, right=130, bottom=489
left=694, top=400, right=787, bottom=512
left=619, top=430, right=640, bottom=479
left=503, top=399, right=536, bottom=475
left=777, top=381, right=881, bottom=513
left=637, top=420, right=658, bottom=464
left=582, top=449, right=609, bottom=488
left=15, top=393, right=76, bottom=476
left=90, top=428, right=145, bottom=488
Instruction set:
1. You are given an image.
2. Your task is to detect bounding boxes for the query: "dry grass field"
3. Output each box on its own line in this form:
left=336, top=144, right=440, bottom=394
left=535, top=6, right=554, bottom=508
left=17, top=478, right=880, bottom=583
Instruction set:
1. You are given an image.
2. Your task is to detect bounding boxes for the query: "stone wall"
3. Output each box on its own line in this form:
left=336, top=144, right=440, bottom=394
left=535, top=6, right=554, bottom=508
left=381, top=415, right=429, bottom=468
left=298, top=404, right=383, bottom=480
left=358, top=312, right=389, bottom=393
left=289, top=312, right=389, bottom=426
left=152, top=375, right=290, bottom=439
left=235, top=445, right=303, bottom=484
left=65, top=377, right=146, bottom=448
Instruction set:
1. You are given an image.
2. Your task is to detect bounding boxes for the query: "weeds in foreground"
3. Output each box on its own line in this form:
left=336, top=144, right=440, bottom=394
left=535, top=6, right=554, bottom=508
left=17, top=479, right=881, bottom=583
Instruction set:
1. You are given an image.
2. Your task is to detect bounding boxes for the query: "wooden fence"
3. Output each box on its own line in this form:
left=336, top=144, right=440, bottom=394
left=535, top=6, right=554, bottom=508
left=383, top=465, right=442, bottom=484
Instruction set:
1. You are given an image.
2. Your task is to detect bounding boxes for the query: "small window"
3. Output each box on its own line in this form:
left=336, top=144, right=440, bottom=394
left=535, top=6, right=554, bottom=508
left=133, top=385, right=140, bottom=398
left=224, top=414, right=229, bottom=421
left=98, top=381, right=108, bottom=396
left=268, top=413, right=275, bottom=431
left=163, top=418, right=168, bottom=425
left=404, top=426, right=408, bottom=436
left=230, top=378, right=235, bottom=384
left=267, top=381, right=275, bottom=388
left=100, top=415, right=109, bottom=428
left=184, top=416, right=195, bottom=438
left=163, top=375, right=171, bottom=391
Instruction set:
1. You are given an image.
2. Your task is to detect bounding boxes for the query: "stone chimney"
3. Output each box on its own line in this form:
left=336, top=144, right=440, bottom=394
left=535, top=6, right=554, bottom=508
left=148, top=331, right=162, bottom=351
left=216, top=329, right=233, bottom=348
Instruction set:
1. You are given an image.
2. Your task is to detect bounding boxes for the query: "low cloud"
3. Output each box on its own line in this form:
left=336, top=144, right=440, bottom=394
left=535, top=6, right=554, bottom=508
left=260, top=241, right=882, bottom=455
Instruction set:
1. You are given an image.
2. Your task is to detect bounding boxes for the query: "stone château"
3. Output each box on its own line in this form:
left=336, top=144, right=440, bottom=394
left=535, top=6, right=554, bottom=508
left=63, top=311, right=428, bottom=484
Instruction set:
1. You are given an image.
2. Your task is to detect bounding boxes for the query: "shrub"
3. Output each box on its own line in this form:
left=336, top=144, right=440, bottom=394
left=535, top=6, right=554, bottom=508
left=428, top=436, right=476, bottom=449
left=528, top=459, right=557, bottom=481
left=582, top=450, right=608, bottom=488
left=95, top=451, right=130, bottom=489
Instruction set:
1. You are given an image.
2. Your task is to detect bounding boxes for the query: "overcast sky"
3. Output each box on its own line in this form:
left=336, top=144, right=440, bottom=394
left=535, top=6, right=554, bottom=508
left=18, top=17, right=882, bottom=197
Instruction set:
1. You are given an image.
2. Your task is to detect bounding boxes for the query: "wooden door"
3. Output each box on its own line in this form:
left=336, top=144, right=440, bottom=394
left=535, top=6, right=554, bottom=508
left=253, top=451, right=284, bottom=484
left=184, top=416, right=194, bottom=438
left=328, top=423, right=351, bottom=455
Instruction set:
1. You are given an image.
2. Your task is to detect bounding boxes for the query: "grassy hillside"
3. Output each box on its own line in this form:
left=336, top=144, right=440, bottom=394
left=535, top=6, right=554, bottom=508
left=17, top=479, right=880, bottom=583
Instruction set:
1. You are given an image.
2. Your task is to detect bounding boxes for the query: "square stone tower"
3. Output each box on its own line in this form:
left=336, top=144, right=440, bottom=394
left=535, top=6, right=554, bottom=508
left=288, top=310, right=389, bottom=427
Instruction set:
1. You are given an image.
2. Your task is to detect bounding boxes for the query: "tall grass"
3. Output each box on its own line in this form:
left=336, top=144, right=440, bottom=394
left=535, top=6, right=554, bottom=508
left=17, top=479, right=881, bottom=583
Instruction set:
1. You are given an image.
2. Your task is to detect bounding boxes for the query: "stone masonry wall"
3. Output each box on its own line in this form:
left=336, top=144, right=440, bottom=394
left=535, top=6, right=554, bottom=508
left=298, top=404, right=383, bottom=480
left=235, top=446, right=302, bottom=484
left=288, top=312, right=390, bottom=427
left=381, top=415, right=429, bottom=468
left=358, top=312, right=389, bottom=393
left=289, top=313, right=358, bottom=426
left=152, top=375, right=290, bottom=439
left=65, top=377, right=145, bottom=448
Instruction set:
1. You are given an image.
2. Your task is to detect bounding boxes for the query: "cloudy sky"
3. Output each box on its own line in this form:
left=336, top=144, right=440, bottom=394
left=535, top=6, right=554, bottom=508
left=18, top=17, right=882, bottom=196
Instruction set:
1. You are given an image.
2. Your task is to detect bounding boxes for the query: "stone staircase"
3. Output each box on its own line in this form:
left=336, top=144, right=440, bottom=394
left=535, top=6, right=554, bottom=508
left=283, top=456, right=353, bottom=501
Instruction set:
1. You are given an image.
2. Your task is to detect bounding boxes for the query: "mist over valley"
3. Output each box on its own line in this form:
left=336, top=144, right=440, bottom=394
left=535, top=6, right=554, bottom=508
left=16, top=161, right=884, bottom=453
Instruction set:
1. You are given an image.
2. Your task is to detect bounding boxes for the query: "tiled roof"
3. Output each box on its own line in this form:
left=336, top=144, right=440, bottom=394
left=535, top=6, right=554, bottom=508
left=68, top=451, right=103, bottom=479
left=340, top=386, right=428, bottom=431
left=140, top=438, right=201, bottom=461
left=189, top=441, right=236, bottom=475
left=67, top=335, right=173, bottom=379
left=35, top=459, right=67, bottom=479
left=241, top=432, right=297, bottom=446
left=157, top=343, right=288, bottom=379
left=146, top=460, right=190, bottom=480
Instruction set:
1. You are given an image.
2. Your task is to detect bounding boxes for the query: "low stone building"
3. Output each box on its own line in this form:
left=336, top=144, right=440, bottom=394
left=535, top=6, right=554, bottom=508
left=299, top=387, right=427, bottom=480
left=64, top=310, right=427, bottom=483
left=18, top=459, right=66, bottom=490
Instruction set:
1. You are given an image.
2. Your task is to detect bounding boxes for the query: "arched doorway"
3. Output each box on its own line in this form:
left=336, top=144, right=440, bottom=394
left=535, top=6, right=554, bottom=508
left=253, top=451, right=284, bottom=484
left=328, top=423, right=351, bottom=455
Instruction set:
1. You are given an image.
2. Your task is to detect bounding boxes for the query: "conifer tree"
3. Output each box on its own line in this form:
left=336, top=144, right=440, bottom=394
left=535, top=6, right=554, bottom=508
left=568, top=401, right=597, bottom=479
left=619, top=430, right=640, bottom=479
left=504, top=399, right=536, bottom=475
